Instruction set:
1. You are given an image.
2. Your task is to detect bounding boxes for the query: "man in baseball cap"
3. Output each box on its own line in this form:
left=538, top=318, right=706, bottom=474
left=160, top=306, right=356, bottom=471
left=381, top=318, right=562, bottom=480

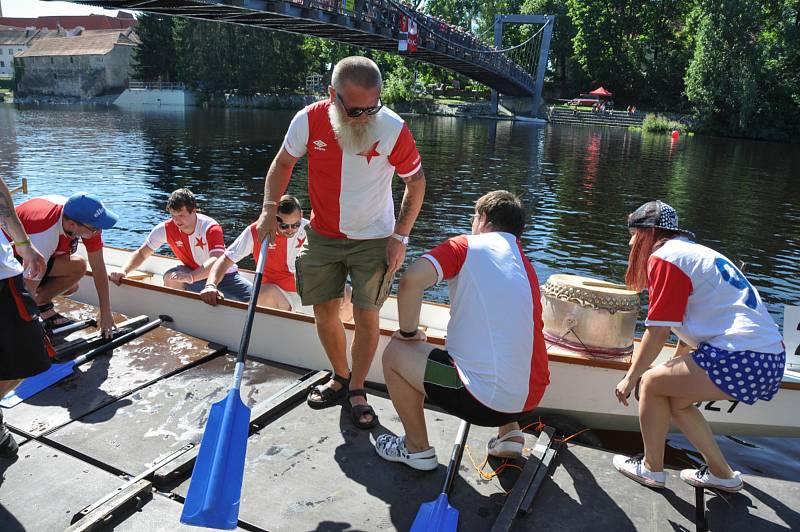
left=11, top=192, right=120, bottom=338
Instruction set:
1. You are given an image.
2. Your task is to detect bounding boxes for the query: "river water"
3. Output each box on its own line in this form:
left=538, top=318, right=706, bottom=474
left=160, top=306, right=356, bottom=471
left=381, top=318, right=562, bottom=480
left=1, top=103, right=798, bottom=481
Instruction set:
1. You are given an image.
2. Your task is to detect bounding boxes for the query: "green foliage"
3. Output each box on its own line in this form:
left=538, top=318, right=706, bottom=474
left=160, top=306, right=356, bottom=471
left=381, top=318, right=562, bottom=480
left=382, top=64, right=415, bottom=104
left=685, top=0, right=800, bottom=140
left=641, top=114, right=687, bottom=133
left=133, top=13, right=177, bottom=82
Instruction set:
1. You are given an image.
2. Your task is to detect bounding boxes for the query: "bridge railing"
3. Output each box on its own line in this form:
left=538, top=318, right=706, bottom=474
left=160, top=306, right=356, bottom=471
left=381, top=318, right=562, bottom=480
left=287, top=0, right=532, bottom=91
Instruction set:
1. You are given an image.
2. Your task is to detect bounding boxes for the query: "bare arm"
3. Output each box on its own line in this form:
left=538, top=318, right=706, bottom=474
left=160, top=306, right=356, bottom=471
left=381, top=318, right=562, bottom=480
left=87, top=248, right=115, bottom=337
left=200, top=254, right=236, bottom=306
left=0, top=177, right=46, bottom=280
left=189, top=253, right=225, bottom=283
left=394, top=168, right=426, bottom=236
left=255, top=147, right=299, bottom=243
left=394, top=257, right=438, bottom=339
left=615, top=326, right=671, bottom=406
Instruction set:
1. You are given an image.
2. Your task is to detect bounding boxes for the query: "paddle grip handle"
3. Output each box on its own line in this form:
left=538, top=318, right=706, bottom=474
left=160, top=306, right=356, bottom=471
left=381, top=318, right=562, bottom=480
left=50, top=318, right=97, bottom=337
left=233, top=239, right=269, bottom=373
left=73, top=318, right=164, bottom=366
left=442, top=420, right=471, bottom=495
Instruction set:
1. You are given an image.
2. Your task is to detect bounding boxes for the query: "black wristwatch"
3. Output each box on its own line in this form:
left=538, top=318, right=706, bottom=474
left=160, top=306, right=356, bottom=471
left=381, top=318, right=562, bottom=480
left=399, top=329, right=418, bottom=338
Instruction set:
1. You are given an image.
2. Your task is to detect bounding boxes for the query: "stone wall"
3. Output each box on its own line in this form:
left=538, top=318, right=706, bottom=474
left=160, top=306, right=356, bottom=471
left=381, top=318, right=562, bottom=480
left=18, top=45, right=133, bottom=98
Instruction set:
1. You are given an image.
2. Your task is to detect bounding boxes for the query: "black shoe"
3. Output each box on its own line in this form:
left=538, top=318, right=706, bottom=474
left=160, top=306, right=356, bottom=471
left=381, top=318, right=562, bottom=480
left=0, top=423, right=19, bottom=459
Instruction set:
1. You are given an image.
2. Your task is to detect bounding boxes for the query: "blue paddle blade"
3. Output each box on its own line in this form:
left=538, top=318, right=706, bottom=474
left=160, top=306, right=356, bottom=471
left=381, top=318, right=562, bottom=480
left=180, top=389, right=251, bottom=530
left=410, top=493, right=459, bottom=532
left=0, top=362, right=76, bottom=408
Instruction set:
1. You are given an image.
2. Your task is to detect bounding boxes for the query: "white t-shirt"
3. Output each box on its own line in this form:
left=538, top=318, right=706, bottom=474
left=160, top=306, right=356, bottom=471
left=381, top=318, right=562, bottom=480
left=283, top=99, right=422, bottom=240
left=646, top=237, right=783, bottom=354
left=144, top=213, right=236, bottom=274
left=224, top=219, right=308, bottom=292
left=0, top=231, right=23, bottom=280
left=422, top=232, right=550, bottom=413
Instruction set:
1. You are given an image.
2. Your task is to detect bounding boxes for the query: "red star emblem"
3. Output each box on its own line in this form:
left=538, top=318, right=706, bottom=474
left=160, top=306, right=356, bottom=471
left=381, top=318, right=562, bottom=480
left=195, top=237, right=206, bottom=249
left=296, top=238, right=306, bottom=248
left=361, top=142, right=380, bottom=164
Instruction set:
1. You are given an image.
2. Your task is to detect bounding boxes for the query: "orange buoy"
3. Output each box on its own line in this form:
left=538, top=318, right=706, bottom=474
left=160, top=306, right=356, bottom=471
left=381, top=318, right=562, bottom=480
left=671, top=130, right=680, bottom=140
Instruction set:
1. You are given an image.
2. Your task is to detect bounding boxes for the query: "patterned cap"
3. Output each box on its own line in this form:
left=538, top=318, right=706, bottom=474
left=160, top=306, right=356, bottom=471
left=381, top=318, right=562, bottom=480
left=628, top=200, right=695, bottom=239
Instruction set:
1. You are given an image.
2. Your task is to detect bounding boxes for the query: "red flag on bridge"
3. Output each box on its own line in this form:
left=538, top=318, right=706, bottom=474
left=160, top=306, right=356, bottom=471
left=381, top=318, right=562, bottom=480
left=408, top=18, right=418, bottom=52
left=398, top=14, right=408, bottom=52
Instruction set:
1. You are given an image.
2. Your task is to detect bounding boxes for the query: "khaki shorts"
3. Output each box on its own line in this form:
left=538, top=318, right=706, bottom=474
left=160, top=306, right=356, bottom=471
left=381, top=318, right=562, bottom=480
left=295, top=226, right=394, bottom=311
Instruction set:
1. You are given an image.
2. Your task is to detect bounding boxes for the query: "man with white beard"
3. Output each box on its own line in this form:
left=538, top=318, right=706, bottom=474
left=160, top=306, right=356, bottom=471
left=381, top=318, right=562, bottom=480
left=256, top=56, right=426, bottom=429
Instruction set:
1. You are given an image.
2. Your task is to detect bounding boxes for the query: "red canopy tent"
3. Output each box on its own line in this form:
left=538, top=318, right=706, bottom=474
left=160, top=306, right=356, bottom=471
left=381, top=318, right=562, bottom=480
left=589, top=87, right=613, bottom=98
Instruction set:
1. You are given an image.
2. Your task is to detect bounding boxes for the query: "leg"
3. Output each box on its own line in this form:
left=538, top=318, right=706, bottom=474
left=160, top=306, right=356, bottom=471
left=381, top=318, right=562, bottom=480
left=338, top=284, right=354, bottom=323
left=257, top=284, right=291, bottom=310
left=34, top=254, right=87, bottom=307
left=382, top=337, right=430, bottom=452
left=348, top=305, right=380, bottom=424
left=638, top=354, right=734, bottom=473
left=669, top=397, right=735, bottom=478
left=307, top=298, right=349, bottom=402
left=163, top=265, right=192, bottom=290
left=216, top=273, right=253, bottom=303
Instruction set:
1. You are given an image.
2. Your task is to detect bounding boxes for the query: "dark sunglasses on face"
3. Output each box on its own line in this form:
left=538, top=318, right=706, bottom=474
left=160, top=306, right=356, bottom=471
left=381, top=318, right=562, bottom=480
left=336, top=93, right=382, bottom=118
left=276, top=216, right=301, bottom=230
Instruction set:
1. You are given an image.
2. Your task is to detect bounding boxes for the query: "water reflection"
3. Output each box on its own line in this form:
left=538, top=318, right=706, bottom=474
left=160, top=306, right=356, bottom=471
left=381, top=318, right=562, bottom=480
left=2, top=104, right=798, bottom=320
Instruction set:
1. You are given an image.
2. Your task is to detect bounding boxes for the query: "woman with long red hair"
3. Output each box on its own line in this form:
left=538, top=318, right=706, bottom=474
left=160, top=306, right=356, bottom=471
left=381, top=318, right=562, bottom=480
left=612, top=200, right=785, bottom=491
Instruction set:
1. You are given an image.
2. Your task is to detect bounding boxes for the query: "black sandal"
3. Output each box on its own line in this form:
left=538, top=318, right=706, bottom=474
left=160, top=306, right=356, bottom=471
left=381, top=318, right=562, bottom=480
left=37, top=303, right=77, bottom=330
left=346, top=389, right=379, bottom=430
left=307, top=373, right=350, bottom=410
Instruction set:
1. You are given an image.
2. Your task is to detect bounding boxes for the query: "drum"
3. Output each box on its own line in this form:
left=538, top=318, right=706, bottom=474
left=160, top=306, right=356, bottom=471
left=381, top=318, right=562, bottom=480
left=541, top=274, right=640, bottom=356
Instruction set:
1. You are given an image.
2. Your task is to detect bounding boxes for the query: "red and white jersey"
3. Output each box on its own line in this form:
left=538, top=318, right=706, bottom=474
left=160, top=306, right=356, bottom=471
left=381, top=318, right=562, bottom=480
left=144, top=213, right=235, bottom=273
left=12, top=195, right=103, bottom=262
left=422, top=232, right=550, bottom=413
left=0, top=231, right=23, bottom=280
left=224, top=219, right=309, bottom=292
left=283, top=100, right=422, bottom=240
left=646, top=237, right=783, bottom=354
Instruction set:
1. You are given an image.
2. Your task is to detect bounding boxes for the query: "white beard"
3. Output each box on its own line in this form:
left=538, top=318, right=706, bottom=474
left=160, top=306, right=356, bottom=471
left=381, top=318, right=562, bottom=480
left=328, top=102, right=378, bottom=155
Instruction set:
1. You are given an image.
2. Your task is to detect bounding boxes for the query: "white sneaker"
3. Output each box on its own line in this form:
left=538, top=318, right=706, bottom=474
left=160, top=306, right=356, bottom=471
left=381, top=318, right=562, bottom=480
left=374, top=434, right=438, bottom=471
left=680, top=466, right=743, bottom=492
left=613, top=454, right=667, bottom=488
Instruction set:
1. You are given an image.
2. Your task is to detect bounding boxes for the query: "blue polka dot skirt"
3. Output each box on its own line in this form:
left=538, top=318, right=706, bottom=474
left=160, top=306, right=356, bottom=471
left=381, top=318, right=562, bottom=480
left=692, top=343, right=785, bottom=405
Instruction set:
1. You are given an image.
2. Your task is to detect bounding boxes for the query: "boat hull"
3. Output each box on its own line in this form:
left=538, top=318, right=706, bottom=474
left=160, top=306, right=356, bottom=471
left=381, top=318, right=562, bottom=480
left=71, top=246, right=800, bottom=437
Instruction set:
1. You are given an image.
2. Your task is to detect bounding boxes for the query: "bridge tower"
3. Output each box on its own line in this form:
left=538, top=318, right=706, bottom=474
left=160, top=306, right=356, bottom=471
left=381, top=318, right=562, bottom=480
left=490, top=14, right=555, bottom=118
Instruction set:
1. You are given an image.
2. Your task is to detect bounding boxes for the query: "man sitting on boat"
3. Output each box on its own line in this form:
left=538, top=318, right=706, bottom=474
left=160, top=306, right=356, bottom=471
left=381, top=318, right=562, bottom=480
left=612, top=200, right=785, bottom=492
left=255, top=56, right=426, bottom=429
left=0, top=177, right=51, bottom=458
left=109, top=188, right=251, bottom=302
left=375, top=191, right=550, bottom=470
left=199, top=195, right=355, bottom=319
left=11, top=192, right=119, bottom=338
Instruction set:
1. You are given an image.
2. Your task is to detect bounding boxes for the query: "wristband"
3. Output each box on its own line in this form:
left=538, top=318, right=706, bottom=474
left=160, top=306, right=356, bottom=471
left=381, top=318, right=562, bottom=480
left=399, top=328, right=418, bottom=338
left=204, top=283, right=217, bottom=290
left=13, top=239, right=31, bottom=247
left=263, top=200, right=278, bottom=208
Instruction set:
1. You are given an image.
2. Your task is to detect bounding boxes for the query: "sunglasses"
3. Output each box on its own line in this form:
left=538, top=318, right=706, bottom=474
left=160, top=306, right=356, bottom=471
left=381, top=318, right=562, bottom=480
left=276, top=216, right=301, bottom=230
left=336, top=93, right=382, bottom=118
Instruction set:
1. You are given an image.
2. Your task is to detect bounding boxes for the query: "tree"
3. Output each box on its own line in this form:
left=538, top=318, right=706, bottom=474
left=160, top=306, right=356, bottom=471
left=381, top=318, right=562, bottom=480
left=133, top=13, right=177, bottom=82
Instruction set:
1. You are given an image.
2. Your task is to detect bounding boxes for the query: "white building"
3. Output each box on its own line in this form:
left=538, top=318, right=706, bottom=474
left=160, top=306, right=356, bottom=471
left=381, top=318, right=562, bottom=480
left=0, top=27, right=42, bottom=78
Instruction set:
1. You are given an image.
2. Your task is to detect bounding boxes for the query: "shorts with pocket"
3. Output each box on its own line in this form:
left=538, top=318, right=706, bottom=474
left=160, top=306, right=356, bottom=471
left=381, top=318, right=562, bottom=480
left=423, top=348, right=532, bottom=427
left=0, top=274, right=52, bottom=380
left=295, top=226, right=394, bottom=311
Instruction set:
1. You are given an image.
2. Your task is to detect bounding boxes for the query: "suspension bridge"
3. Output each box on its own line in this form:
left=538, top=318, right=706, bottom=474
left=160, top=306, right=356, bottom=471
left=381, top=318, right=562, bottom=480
left=67, top=0, right=554, bottom=113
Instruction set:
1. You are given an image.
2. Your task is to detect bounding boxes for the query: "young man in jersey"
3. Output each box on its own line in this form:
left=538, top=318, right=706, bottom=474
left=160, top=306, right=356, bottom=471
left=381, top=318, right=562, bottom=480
left=201, top=195, right=309, bottom=310
left=375, top=191, right=550, bottom=470
left=256, top=56, right=425, bottom=429
left=109, top=188, right=251, bottom=302
left=0, top=176, right=50, bottom=458
left=12, top=192, right=119, bottom=338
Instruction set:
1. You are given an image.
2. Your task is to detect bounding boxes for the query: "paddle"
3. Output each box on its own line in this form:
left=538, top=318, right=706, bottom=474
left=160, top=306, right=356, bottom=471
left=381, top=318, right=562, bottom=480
left=411, top=420, right=471, bottom=532
left=180, top=239, right=269, bottom=530
left=0, top=315, right=171, bottom=408
left=50, top=318, right=97, bottom=337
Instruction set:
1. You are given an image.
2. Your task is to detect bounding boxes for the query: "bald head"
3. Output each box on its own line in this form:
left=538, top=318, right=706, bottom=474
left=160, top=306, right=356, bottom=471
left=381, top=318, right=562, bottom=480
left=331, top=56, right=382, bottom=93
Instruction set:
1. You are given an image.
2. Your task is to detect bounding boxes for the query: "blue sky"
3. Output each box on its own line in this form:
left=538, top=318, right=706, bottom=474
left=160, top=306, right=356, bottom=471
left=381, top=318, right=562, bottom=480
left=1, top=0, right=122, bottom=17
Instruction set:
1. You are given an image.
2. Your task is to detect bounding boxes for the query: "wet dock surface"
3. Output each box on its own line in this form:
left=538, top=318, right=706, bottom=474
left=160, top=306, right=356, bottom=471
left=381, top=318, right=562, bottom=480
left=1, top=298, right=798, bottom=531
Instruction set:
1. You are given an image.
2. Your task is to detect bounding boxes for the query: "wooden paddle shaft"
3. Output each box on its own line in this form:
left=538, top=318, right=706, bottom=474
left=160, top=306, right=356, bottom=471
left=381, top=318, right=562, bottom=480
left=442, top=420, right=471, bottom=495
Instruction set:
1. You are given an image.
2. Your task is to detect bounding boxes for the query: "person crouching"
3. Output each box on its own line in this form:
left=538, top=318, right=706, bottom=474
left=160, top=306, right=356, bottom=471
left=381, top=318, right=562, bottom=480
left=375, top=190, right=550, bottom=470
